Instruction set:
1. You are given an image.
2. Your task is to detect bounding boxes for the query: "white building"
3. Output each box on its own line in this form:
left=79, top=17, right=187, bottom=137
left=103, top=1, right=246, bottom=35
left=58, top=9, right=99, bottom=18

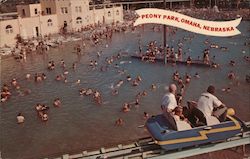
left=0, top=0, right=123, bottom=47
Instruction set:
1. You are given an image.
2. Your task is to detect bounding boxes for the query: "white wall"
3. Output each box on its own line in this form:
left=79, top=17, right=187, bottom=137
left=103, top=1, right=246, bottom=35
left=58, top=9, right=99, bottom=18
left=0, top=19, right=19, bottom=47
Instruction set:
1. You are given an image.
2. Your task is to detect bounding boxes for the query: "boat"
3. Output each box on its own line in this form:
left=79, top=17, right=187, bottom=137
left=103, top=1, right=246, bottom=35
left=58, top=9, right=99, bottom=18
left=131, top=54, right=213, bottom=67
left=146, top=104, right=248, bottom=151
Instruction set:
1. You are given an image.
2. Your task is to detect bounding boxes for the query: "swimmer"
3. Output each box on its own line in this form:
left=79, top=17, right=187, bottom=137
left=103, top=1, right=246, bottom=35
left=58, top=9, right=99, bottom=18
left=136, top=76, right=142, bottom=82
left=64, top=78, right=68, bottom=83
left=11, top=78, right=18, bottom=87
left=115, top=118, right=124, bottom=126
left=194, top=72, right=200, bottom=78
left=229, top=60, right=236, bottom=66
left=85, top=88, right=93, bottom=96
left=17, top=113, right=25, bottom=124
left=151, top=84, right=156, bottom=90
left=35, top=103, right=43, bottom=111
left=53, top=98, right=61, bottom=107
left=89, top=60, right=94, bottom=67
left=228, top=71, right=236, bottom=80
left=42, top=73, right=46, bottom=80
left=116, top=80, right=124, bottom=87
left=55, top=75, right=61, bottom=81
left=222, top=87, right=231, bottom=92
left=72, top=63, right=77, bottom=70
left=127, top=75, right=132, bottom=81
left=112, top=89, right=118, bottom=96
left=64, top=71, right=69, bottom=75
left=185, top=74, right=191, bottom=84
left=26, top=74, right=31, bottom=80
left=143, top=112, right=149, bottom=119
left=142, top=91, right=147, bottom=96
left=134, top=98, right=140, bottom=107
left=42, top=113, right=48, bottom=121
left=79, top=88, right=86, bottom=95
left=132, top=80, right=139, bottom=86
left=76, top=79, right=81, bottom=84
left=122, top=103, right=130, bottom=112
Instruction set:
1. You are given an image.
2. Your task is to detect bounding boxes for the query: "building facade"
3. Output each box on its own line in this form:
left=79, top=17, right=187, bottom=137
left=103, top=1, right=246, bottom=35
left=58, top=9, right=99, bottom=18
left=0, top=0, right=123, bottom=47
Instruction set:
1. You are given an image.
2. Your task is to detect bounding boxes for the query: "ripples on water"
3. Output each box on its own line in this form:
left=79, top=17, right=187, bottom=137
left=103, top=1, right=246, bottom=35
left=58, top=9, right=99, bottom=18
left=1, top=22, right=250, bottom=159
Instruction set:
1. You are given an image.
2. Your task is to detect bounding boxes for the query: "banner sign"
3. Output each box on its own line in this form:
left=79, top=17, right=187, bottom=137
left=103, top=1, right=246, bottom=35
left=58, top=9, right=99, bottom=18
left=134, top=9, right=241, bottom=37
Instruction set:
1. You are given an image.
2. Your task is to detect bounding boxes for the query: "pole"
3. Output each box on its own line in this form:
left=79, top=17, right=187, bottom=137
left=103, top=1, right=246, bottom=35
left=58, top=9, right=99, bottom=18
left=163, top=0, right=167, bottom=64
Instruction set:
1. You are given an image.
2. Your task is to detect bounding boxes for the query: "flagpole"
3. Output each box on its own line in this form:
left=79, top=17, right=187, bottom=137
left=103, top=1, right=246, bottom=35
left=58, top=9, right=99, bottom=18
left=163, top=0, right=167, bottom=64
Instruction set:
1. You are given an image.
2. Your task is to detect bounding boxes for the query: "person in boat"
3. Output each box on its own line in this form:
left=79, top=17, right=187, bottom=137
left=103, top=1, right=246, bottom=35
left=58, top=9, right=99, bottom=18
left=122, top=103, right=130, bottom=112
left=186, top=56, right=192, bottom=64
left=173, top=106, right=188, bottom=122
left=197, top=85, right=227, bottom=123
left=17, top=113, right=25, bottom=124
left=53, top=98, right=61, bottom=107
left=161, top=84, right=177, bottom=113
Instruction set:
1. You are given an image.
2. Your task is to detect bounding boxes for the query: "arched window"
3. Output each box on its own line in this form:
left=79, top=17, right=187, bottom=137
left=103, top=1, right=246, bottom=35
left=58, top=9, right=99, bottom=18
left=116, top=10, right=119, bottom=15
left=6, top=25, right=13, bottom=34
left=76, top=17, right=82, bottom=24
left=108, top=11, right=111, bottom=17
left=47, top=19, right=53, bottom=26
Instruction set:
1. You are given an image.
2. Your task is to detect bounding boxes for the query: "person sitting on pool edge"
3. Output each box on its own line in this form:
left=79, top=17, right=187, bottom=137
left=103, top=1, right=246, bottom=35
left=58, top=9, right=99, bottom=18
left=197, top=85, right=227, bottom=123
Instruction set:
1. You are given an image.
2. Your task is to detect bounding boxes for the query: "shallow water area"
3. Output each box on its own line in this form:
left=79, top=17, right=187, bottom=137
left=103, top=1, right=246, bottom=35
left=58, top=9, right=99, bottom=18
left=0, top=22, right=250, bottom=159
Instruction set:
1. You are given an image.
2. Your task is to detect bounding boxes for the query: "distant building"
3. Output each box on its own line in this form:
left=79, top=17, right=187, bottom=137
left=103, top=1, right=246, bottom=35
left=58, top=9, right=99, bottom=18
left=0, top=0, right=123, bottom=47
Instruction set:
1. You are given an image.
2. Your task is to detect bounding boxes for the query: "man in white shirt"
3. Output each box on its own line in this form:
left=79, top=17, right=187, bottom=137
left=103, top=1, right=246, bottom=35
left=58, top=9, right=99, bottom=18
left=161, top=84, right=178, bottom=113
left=17, top=113, right=25, bottom=124
left=197, top=85, right=227, bottom=122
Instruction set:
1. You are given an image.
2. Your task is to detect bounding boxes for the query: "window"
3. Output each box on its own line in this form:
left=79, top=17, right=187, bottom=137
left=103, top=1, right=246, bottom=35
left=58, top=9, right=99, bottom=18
left=75, top=6, right=78, bottom=12
left=35, top=8, right=38, bottom=14
left=76, top=17, right=82, bottom=24
left=46, top=8, right=51, bottom=14
left=61, top=7, right=68, bottom=14
left=108, top=11, right=111, bottom=17
left=6, top=25, right=13, bottom=34
left=79, top=6, right=82, bottom=12
left=47, top=19, right=53, bottom=26
left=116, top=10, right=119, bottom=15
left=22, top=9, right=26, bottom=16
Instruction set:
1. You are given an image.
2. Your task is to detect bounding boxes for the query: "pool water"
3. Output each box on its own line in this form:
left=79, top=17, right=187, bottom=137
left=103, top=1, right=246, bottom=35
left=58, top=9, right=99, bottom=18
left=0, top=21, right=250, bottom=159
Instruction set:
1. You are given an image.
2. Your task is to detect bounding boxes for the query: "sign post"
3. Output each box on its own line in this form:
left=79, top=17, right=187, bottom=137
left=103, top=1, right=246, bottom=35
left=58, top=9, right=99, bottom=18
left=163, top=0, right=167, bottom=64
